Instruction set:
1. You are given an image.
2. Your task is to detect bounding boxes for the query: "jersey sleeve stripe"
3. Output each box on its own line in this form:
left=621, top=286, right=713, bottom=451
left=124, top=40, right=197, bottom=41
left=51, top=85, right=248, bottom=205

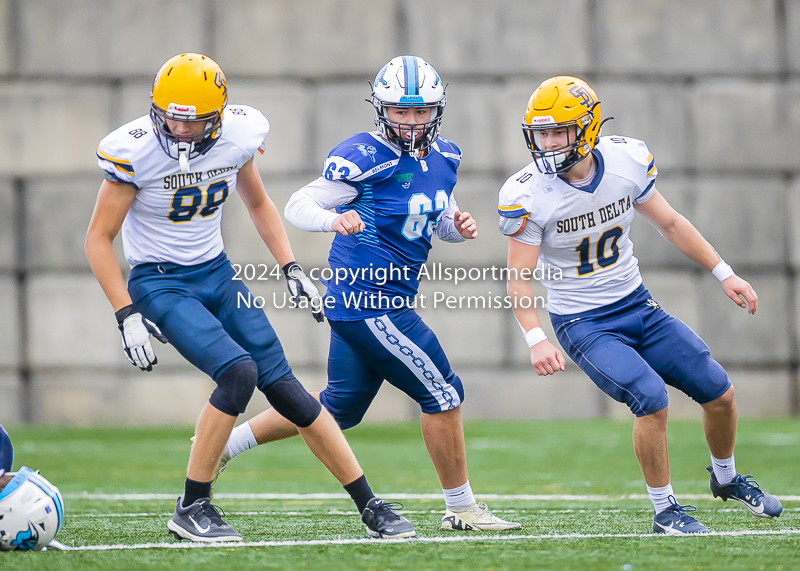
left=97, top=148, right=135, bottom=175
left=498, top=204, right=529, bottom=217
left=636, top=178, right=656, bottom=200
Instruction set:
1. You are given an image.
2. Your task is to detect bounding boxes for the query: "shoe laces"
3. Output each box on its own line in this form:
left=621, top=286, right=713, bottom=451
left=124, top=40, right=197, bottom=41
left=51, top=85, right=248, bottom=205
left=663, top=495, right=699, bottom=519
left=200, top=500, right=227, bottom=526
left=736, top=474, right=764, bottom=499
left=371, top=499, right=405, bottom=519
left=472, top=501, right=501, bottom=521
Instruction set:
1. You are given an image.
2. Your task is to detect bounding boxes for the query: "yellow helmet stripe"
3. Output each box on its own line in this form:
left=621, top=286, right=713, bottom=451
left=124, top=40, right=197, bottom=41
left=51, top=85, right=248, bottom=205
left=97, top=148, right=135, bottom=175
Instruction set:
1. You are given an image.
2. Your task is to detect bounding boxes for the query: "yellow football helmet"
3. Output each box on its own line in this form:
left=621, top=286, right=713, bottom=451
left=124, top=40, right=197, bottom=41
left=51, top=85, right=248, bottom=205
left=150, top=53, right=228, bottom=164
left=521, top=76, right=602, bottom=174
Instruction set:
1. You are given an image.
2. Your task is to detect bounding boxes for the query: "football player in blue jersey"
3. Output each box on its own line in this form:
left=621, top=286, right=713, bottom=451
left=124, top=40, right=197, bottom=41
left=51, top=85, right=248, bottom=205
left=218, top=56, right=520, bottom=532
left=85, top=53, right=414, bottom=541
left=501, top=76, right=782, bottom=534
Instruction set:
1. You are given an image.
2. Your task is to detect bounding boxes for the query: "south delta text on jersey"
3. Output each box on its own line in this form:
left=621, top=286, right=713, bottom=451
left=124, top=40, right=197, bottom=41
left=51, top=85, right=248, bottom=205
left=96, top=105, right=269, bottom=268
left=498, top=135, right=658, bottom=316
left=322, top=131, right=462, bottom=320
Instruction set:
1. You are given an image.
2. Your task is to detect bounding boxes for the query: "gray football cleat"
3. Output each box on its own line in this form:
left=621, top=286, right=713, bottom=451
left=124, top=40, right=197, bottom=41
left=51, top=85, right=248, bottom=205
left=167, top=497, right=242, bottom=542
left=361, top=498, right=416, bottom=539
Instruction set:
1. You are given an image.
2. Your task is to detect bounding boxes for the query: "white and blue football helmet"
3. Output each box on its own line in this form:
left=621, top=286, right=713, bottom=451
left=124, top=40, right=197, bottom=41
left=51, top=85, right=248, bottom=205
left=0, top=467, right=64, bottom=551
left=371, top=55, right=446, bottom=156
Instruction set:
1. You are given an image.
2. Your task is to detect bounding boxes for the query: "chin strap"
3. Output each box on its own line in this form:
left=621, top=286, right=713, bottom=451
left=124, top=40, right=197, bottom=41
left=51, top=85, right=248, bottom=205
left=177, top=142, right=192, bottom=173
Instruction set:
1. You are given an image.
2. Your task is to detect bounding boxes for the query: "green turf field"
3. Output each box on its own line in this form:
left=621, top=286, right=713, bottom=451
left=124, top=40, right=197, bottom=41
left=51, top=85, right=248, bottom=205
left=2, top=418, right=799, bottom=570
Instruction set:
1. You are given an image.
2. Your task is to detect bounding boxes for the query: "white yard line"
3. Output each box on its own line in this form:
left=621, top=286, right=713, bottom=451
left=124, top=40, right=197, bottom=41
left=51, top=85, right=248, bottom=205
left=67, top=507, right=800, bottom=519
left=61, top=528, right=800, bottom=552
left=64, top=492, right=800, bottom=502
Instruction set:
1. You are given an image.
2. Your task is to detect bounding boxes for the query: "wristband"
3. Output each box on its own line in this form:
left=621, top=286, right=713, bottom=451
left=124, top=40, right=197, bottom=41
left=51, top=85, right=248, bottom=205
left=711, top=260, right=734, bottom=282
left=524, top=327, right=548, bottom=349
left=282, top=261, right=302, bottom=279
left=115, top=304, right=136, bottom=325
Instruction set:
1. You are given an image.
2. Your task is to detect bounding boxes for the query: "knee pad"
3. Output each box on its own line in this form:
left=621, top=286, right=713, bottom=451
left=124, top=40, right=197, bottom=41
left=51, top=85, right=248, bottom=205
left=210, top=358, right=258, bottom=416
left=262, top=375, right=322, bottom=428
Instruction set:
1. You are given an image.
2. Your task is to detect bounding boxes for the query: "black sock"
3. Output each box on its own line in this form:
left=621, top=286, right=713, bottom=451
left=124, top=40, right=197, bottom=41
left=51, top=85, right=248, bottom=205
left=343, top=474, right=375, bottom=514
left=182, top=478, right=212, bottom=507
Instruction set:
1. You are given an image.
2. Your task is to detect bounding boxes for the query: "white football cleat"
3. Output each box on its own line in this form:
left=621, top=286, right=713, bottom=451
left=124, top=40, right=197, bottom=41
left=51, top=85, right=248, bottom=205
left=440, top=501, right=521, bottom=531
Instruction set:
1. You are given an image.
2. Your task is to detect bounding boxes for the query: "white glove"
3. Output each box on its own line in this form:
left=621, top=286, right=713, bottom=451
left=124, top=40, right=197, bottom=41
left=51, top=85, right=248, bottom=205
left=282, top=262, right=325, bottom=323
left=115, top=305, right=168, bottom=372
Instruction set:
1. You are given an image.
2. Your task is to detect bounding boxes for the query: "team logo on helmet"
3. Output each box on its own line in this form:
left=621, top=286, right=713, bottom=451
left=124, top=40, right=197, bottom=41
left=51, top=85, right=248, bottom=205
left=10, top=524, right=38, bottom=551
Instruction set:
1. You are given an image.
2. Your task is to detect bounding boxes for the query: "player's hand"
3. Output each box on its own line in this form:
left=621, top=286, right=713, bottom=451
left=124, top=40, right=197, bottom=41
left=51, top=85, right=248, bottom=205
left=282, top=261, right=325, bottom=323
left=722, top=275, right=758, bottom=315
left=332, top=211, right=365, bottom=236
left=530, top=340, right=566, bottom=376
left=115, top=305, right=168, bottom=372
left=454, top=210, right=478, bottom=239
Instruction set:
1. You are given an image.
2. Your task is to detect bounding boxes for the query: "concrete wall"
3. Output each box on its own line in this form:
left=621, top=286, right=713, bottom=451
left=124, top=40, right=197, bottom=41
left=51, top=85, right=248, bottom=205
left=0, top=0, right=797, bottom=424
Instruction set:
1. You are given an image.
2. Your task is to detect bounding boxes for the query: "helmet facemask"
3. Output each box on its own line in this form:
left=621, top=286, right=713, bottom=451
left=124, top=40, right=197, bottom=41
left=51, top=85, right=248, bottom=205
left=522, top=105, right=596, bottom=175
left=150, top=103, right=224, bottom=171
left=372, top=97, right=445, bottom=158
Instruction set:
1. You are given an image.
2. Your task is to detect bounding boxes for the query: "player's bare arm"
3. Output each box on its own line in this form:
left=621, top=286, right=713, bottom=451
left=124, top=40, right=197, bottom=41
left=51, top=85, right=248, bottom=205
left=507, top=238, right=565, bottom=376
left=634, top=189, right=757, bottom=314
left=84, top=180, right=138, bottom=312
left=236, top=156, right=296, bottom=267
left=454, top=210, right=478, bottom=239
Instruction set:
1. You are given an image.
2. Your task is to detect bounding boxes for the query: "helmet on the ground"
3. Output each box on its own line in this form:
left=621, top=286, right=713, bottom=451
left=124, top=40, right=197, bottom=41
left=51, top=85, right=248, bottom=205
left=521, top=76, right=602, bottom=174
left=0, top=467, right=64, bottom=551
left=150, top=53, right=228, bottom=162
left=371, top=55, right=446, bottom=156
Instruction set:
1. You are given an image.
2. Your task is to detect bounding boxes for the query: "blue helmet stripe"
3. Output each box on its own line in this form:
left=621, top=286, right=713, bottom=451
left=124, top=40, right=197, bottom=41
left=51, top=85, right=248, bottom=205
left=29, top=471, right=64, bottom=534
left=403, top=55, right=418, bottom=96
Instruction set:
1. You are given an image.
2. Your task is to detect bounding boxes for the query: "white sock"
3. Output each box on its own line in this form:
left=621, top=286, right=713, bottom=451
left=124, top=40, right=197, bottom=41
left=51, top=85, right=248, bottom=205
left=443, top=480, right=477, bottom=512
left=226, top=421, right=257, bottom=461
left=647, top=483, right=676, bottom=514
left=711, top=454, right=736, bottom=485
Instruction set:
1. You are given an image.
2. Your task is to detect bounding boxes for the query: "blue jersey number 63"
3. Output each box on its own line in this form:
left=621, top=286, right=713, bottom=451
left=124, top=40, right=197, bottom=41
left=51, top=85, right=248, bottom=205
left=402, top=190, right=448, bottom=240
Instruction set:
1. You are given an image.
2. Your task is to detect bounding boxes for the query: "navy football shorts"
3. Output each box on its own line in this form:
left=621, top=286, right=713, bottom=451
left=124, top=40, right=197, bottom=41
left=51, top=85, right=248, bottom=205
left=127, top=252, right=292, bottom=391
left=550, top=284, right=731, bottom=417
left=321, top=308, right=464, bottom=429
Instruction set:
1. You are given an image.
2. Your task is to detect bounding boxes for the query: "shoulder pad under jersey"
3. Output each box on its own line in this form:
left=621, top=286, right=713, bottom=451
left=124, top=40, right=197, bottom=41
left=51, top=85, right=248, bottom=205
left=432, top=136, right=462, bottom=167
left=498, top=163, right=566, bottom=229
left=596, top=135, right=657, bottom=199
left=96, top=115, right=158, bottom=188
left=322, top=132, right=400, bottom=184
left=220, top=104, right=271, bottom=160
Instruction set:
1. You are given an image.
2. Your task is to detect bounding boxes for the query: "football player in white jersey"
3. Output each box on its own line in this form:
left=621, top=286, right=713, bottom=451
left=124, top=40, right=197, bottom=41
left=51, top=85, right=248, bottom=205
left=500, top=77, right=782, bottom=534
left=85, top=53, right=413, bottom=541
